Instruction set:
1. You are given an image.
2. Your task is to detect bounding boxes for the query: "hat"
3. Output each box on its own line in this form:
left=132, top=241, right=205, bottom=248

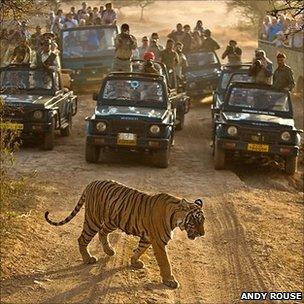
left=229, top=40, right=237, bottom=44
left=144, top=52, right=155, bottom=61
left=277, top=52, right=286, bottom=58
left=151, top=32, right=159, bottom=39
left=42, top=32, right=56, bottom=38
left=121, top=23, right=129, bottom=31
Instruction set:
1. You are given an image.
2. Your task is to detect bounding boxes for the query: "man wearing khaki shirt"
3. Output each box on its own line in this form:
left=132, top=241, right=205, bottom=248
left=273, top=52, right=295, bottom=91
left=112, top=23, right=137, bottom=72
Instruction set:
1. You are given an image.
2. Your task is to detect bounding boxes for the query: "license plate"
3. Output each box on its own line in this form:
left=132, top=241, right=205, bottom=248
left=247, top=143, right=269, bottom=153
left=0, top=122, right=23, bottom=131
left=117, top=133, right=137, bottom=146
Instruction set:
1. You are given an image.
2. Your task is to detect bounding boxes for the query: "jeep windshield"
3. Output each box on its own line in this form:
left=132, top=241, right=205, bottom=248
left=100, top=79, right=166, bottom=108
left=221, top=73, right=253, bottom=90
left=226, top=87, right=290, bottom=115
left=0, top=69, right=55, bottom=93
left=62, top=27, right=116, bottom=59
left=186, top=52, right=219, bottom=69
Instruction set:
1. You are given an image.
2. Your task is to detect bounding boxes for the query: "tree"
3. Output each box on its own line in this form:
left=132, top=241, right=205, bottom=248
left=266, top=0, right=304, bottom=18
left=226, top=0, right=274, bottom=25
left=138, top=0, right=154, bottom=21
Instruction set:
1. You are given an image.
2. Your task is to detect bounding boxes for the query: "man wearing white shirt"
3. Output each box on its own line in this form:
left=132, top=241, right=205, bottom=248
left=64, top=13, right=78, bottom=29
left=102, top=3, right=117, bottom=25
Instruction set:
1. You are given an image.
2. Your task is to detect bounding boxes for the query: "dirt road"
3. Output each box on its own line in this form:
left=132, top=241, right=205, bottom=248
left=1, top=95, right=303, bottom=304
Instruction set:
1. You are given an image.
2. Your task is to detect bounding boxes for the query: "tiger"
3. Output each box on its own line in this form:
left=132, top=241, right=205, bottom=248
left=45, top=180, right=205, bottom=289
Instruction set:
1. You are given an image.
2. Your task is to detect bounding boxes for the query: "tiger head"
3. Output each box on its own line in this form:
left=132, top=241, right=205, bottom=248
left=179, top=199, right=205, bottom=240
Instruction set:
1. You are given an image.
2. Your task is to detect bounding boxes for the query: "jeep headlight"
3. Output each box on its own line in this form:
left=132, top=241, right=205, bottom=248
left=281, top=131, right=291, bottom=141
left=33, top=110, right=43, bottom=120
left=227, top=126, right=238, bottom=136
left=150, top=125, right=160, bottom=134
left=96, top=122, right=107, bottom=132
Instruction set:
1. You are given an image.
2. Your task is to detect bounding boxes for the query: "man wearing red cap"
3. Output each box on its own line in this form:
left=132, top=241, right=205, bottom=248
left=142, top=52, right=159, bottom=74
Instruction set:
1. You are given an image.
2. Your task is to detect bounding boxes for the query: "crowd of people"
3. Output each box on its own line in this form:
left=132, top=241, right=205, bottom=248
left=260, top=13, right=303, bottom=49
left=48, top=2, right=117, bottom=35
left=0, top=1, right=297, bottom=92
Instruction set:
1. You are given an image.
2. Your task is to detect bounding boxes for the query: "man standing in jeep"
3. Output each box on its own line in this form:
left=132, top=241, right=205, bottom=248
left=112, top=23, right=137, bottom=72
left=273, top=52, right=295, bottom=91
left=248, top=49, right=273, bottom=85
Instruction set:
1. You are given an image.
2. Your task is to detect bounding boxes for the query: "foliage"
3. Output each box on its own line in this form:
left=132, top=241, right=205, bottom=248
left=266, top=0, right=304, bottom=18
left=226, top=0, right=304, bottom=27
left=0, top=0, right=35, bottom=23
left=226, top=0, right=274, bottom=25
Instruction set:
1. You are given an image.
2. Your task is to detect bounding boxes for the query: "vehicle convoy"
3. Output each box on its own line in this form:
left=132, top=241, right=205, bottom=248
left=0, top=65, right=77, bottom=150
left=85, top=72, right=176, bottom=168
left=211, top=63, right=252, bottom=123
left=132, top=59, right=190, bottom=130
left=60, top=25, right=118, bottom=88
left=185, top=50, right=221, bottom=97
left=213, top=82, right=302, bottom=175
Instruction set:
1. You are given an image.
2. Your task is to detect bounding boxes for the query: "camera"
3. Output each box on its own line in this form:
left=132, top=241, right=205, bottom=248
left=226, top=45, right=235, bottom=54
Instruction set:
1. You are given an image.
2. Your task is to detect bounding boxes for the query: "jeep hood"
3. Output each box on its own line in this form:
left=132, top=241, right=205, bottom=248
left=95, top=105, right=167, bottom=122
left=222, top=112, right=294, bottom=128
left=1, top=94, right=49, bottom=108
left=186, top=67, right=219, bottom=80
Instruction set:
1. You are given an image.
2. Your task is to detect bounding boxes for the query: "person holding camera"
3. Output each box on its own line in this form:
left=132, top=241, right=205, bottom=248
left=221, top=40, right=242, bottom=65
left=141, top=52, right=159, bottom=74
left=112, top=23, right=137, bottom=72
left=273, top=52, right=295, bottom=91
left=248, top=49, right=273, bottom=85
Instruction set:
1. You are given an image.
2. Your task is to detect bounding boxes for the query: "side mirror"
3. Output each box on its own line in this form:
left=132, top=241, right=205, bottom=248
left=93, top=92, right=98, bottom=101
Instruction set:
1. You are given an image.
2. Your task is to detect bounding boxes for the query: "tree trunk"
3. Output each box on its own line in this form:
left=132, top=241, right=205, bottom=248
left=140, top=6, right=144, bottom=21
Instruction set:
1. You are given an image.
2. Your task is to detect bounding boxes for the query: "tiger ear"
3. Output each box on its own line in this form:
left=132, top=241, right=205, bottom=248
left=181, top=198, right=189, bottom=209
left=194, top=199, right=203, bottom=208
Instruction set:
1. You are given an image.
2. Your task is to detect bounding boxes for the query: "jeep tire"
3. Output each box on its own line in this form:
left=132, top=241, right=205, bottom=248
left=42, top=118, right=55, bottom=150
left=285, top=156, right=298, bottom=175
left=175, top=112, right=185, bottom=131
left=154, top=148, right=170, bottom=168
left=214, top=138, right=225, bottom=170
left=85, top=140, right=100, bottom=163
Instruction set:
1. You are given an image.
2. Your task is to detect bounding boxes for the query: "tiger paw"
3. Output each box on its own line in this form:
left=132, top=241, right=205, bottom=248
left=104, top=247, right=115, bottom=256
left=131, top=259, right=144, bottom=269
left=84, top=256, right=97, bottom=264
left=162, top=276, right=179, bottom=289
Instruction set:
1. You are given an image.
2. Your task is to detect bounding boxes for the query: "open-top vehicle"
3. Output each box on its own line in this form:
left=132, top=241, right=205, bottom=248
left=85, top=72, right=176, bottom=167
left=185, top=50, right=221, bottom=97
left=60, top=25, right=118, bottom=89
left=0, top=65, right=77, bottom=150
left=211, top=63, right=252, bottom=122
left=131, top=59, right=190, bottom=130
left=213, top=82, right=302, bottom=174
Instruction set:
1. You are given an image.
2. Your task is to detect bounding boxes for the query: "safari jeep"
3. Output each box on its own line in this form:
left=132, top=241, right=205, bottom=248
left=213, top=82, right=302, bottom=175
left=85, top=72, right=175, bottom=167
left=60, top=25, right=118, bottom=89
left=0, top=65, right=77, bottom=150
left=211, top=63, right=252, bottom=124
left=185, top=50, right=221, bottom=97
left=132, top=59, right=190, bottom=130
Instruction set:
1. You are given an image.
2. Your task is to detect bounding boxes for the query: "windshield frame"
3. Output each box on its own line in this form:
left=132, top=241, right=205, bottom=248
left=219, top=66, right=251, bottom=92
left=223, top=84, right=293, bottom=118
left=0, top=66, right=56, bottom=95
left=60, top=25, right=118, bottom=60
left=185, top=51, right=220, bottom=71
left=97, top=76, right=168, bottom=109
